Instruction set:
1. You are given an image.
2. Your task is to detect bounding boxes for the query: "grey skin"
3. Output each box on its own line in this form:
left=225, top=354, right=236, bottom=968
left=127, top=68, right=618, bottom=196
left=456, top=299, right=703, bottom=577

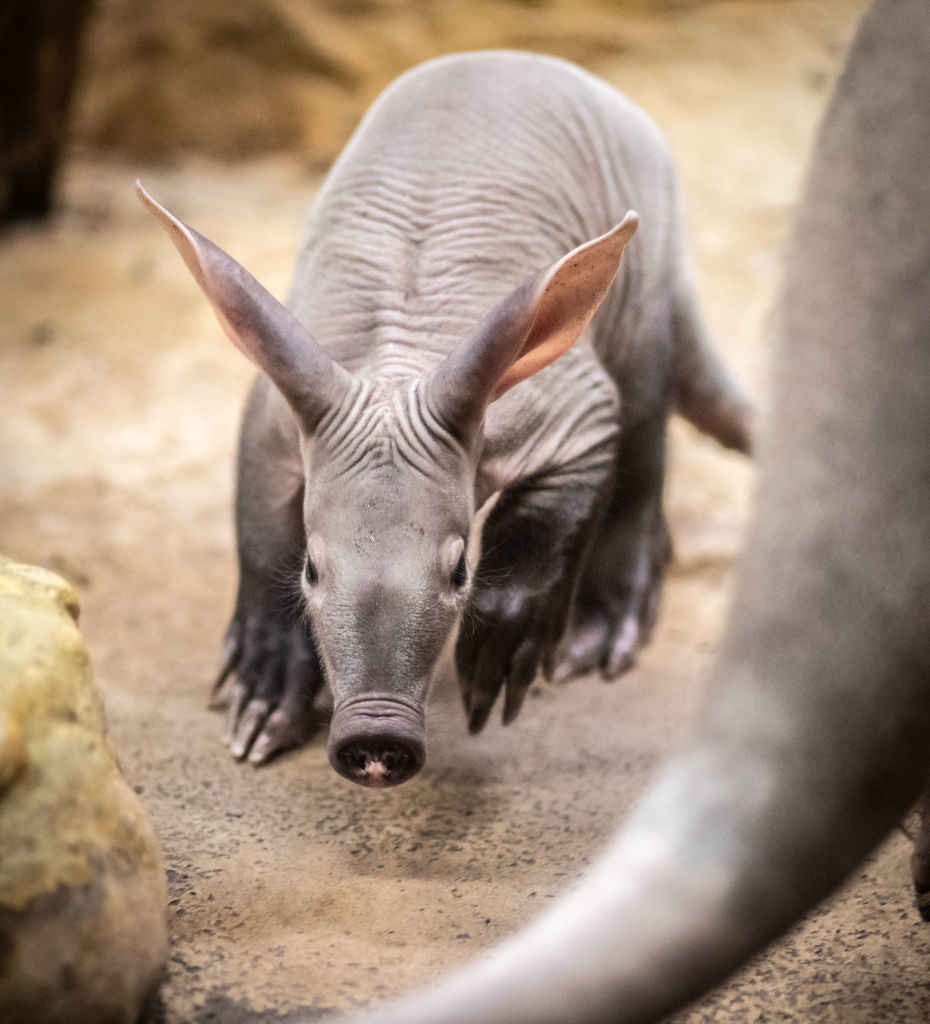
left=139, top=53, right=751, bottom=785
left=316, top=1, right=930, bottom=1021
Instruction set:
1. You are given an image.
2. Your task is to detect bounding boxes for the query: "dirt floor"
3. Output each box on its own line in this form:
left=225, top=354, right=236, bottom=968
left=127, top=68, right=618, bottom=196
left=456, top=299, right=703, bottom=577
left=5, top=1, right=930, bottom=1021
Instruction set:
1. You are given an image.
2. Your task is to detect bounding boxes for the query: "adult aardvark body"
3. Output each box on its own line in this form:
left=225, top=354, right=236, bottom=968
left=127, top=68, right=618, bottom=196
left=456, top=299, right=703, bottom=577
left=140, top=53, right=751, bottom=784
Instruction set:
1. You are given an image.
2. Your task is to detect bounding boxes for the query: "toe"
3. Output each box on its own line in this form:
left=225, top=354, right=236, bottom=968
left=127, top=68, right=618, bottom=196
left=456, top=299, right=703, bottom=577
left=553, top=620, right=609, bottom=683
left=229, top=698, right=271, bottom=760
left=247, top=707, right=303, bottom=764
left=604, top=615, right=640, bottom=678
left=502, top=640, right=538, bottom=725
left=209, top=632, right=241, bottom=709
left=467, top=694, right=496, bottom=734
left=223, top=680, right=250, bottom=745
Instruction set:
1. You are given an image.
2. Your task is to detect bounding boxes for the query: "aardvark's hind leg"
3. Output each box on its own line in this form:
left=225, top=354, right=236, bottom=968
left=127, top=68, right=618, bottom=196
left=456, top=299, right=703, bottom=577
left=555, top=404, right=671, bottom=681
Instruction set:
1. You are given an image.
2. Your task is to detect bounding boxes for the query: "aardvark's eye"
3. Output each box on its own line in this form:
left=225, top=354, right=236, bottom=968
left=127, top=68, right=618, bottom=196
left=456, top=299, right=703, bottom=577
left=451, top=550, right=468, bottom=590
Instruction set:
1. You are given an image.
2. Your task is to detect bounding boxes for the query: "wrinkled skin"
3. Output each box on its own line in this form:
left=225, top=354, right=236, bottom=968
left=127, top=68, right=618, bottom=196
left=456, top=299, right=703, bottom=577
left=315, top=1, right=930, bottom=1020
left=143, top=54, right=751, bottom=778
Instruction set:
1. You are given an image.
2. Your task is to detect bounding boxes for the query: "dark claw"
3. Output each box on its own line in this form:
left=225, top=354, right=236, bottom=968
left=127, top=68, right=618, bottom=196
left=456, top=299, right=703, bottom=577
left=468, top=695, right=497, bottom=735
left=540, top=644, right=556, bottom=683
left=501, top=690, right=526, bottom=727
left=210, top=632, right=241, bottom=708
left=224, top=680, right=250, bottom=746
left=916, top=890, right=930, bottom=923
left=502, top=640, right=540, bottom=725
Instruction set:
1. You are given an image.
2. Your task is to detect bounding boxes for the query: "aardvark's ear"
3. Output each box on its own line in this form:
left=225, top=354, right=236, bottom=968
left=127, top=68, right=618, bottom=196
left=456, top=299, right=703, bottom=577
left=428, top=213, right=638, bottom=434
left=136, top=180, right=352, bottom=433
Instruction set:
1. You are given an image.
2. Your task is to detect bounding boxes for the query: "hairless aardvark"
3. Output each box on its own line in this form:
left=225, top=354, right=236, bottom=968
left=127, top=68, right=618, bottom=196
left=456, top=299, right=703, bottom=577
left=139, top=51, right=752, bottom=785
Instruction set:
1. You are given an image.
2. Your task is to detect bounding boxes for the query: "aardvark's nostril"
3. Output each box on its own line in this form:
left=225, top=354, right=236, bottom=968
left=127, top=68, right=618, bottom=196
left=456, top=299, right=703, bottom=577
left=336, top=739, right=420, bottom=788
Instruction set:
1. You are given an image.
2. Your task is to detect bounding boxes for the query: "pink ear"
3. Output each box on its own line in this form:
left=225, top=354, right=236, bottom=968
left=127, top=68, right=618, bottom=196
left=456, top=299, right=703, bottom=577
left=428, top=214, right=639, bottom=440
left=491, top=212, right=639, bottom=400
left=136, top=181, right=250, bottom=359
left=136, top=180, right=352, bottom=432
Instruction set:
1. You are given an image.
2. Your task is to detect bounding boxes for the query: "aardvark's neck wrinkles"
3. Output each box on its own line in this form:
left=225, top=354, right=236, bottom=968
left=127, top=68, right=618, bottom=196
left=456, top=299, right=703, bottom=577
left=306, top=376, right=476, bottom=489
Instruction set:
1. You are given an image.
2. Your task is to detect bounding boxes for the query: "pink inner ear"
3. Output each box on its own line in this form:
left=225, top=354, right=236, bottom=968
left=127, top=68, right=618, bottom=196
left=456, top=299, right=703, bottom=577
left=491, top=213, right=639, bottom=401
left=491, top=315, right=588, bottom=400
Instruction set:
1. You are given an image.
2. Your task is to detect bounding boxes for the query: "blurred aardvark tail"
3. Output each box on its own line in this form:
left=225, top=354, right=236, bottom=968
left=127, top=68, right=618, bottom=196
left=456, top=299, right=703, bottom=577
left=672, top=259, right=755, bottom=455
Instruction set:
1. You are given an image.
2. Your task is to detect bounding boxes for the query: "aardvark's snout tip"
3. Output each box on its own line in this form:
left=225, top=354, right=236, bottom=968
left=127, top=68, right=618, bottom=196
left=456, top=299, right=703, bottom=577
left=328, top=693, right=427, bottom=789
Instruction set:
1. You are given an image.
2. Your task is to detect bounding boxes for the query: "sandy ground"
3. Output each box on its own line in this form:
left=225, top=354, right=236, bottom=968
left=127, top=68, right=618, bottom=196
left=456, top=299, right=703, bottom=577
left=4, top=1, right=930, bottom=1021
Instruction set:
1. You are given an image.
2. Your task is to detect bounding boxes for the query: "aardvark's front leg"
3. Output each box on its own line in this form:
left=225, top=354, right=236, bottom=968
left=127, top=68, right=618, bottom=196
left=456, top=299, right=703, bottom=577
left=213, top=376, right=327, bottom=763
left=455, top=451, right=614, bottom=734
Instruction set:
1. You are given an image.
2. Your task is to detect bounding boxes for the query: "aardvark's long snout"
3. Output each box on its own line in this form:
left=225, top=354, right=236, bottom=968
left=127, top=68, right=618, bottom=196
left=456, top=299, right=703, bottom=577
left=328, top=694, right=426, bottom=788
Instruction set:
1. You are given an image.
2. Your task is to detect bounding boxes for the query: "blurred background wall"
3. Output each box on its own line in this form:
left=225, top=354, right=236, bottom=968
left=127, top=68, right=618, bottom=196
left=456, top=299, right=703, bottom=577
left=73, top=0, right=795, bottom=166
left=3, top=0, right=818, bottom=223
